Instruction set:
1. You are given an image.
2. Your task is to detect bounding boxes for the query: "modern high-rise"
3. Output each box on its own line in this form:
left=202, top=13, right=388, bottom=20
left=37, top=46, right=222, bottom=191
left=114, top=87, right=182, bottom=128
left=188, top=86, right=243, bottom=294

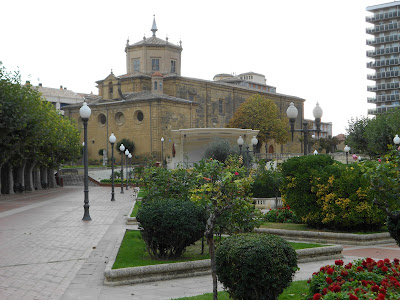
left=366, top=1, right=400, bottom=114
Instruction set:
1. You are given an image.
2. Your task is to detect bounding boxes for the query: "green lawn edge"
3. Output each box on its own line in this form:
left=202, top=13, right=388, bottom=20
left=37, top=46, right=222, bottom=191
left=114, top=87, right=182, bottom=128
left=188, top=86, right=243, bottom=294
left=171, top=280, right=308, bottom=300
left=112, top=230, right=324, bottom=269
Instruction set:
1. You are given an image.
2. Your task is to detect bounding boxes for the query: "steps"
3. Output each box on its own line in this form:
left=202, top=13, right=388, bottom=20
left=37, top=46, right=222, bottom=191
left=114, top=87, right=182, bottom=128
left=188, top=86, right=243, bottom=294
left=61, top=175, right=99, bottom=186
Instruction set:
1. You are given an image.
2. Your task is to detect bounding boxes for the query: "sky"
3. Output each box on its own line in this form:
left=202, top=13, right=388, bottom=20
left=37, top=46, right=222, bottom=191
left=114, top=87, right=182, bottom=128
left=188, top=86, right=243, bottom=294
left=1, top=0, right=386, bottom=136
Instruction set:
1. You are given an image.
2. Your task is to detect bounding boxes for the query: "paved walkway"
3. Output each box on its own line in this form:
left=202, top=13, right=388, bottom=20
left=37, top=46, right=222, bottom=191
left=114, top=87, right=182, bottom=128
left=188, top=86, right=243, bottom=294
left=1, top=184, right=400, bottom=300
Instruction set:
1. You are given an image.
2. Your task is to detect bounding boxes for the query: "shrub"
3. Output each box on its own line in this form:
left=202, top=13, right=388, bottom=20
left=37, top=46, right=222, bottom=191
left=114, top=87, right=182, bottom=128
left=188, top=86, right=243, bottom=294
left=306, top=257, right=400, bottom=299
left=136, top=198, right=206, bottom=259
left=251, top=163, right=282, bottom=198
left=264, top=205, right=301, bottom=223
left=203, top=138, right=238, bottom=163
left=281, top=155, right=385, bottom=230
left=216, top=233, right=297, bottom=300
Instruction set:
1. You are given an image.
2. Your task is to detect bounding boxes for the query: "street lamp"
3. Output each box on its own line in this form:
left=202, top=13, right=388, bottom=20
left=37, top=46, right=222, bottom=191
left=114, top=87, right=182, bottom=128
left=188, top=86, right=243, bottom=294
left=80, top=102, right=91, bottom=221
left=313, top=150, right=318, bottom=155
left=128, top=153, right=132, bottom=187
left=125, top=149, right=129, bottom=190
left=119, top=144, right=125, bottom=194
left=237, top=135, right=258, bottom=176
left=286, top=102, right=323, bottom=156
left=109, top=132, right=116, bottom=201
left=394, top=134, right=400, bottom=146
left=161, top=137, right=165, bottom=167
left=344, top=145, right=351, bottom=164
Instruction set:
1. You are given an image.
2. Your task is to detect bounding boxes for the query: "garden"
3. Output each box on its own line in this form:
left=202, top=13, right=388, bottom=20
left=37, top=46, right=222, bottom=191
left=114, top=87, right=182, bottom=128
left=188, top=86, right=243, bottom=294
left=108, top=145, right=400, bottom=299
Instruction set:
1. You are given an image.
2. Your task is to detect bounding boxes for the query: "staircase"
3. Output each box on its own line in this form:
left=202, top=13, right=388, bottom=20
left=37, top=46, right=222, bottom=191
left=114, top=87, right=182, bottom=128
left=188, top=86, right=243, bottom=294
left=61, top=175, right=99, bottom=186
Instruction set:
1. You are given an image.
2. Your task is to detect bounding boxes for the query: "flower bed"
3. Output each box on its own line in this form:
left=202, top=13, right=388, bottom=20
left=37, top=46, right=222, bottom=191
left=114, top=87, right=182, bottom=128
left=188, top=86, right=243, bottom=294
left=306, top=258, right=400, bottom=299
left=264, top=205, right=301, bottom=223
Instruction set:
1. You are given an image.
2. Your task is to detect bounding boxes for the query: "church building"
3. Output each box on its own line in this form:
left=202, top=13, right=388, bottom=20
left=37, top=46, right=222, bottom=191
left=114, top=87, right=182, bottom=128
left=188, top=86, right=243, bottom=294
left=63, top=17, right=306, bottom=165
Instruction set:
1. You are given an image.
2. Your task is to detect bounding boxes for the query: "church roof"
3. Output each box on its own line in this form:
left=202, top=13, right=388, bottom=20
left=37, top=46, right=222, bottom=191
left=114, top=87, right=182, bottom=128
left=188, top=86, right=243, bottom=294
left=129, top=36, right=181, bottom=49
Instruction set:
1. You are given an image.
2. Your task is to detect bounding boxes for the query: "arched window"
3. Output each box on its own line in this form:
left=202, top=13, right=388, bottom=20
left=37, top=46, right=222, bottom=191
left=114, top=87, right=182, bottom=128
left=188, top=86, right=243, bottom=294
left=154, top=81, right=158, bottom=90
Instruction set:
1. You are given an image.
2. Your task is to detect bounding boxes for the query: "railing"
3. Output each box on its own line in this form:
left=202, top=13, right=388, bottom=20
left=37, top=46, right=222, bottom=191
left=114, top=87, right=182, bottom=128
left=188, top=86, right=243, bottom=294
left=366, top=34, right=400, bottom=45
left=366, top=22, right=400, bottom=34
left=366, top=11, right=400, bottom=23
left=367, top=59, right=399, bottom=68
left=367, top=94, right=400, bottom=103
left=367, top=46, right=400, bottom=57
left=367, top=82, right=400, bottom=91
left=367, top=70, right=400, bottom=80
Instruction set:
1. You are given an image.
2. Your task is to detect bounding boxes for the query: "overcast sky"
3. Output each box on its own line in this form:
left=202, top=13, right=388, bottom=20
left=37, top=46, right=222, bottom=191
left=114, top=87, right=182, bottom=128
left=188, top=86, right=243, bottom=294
left=2, top=0, right=384, bottom=135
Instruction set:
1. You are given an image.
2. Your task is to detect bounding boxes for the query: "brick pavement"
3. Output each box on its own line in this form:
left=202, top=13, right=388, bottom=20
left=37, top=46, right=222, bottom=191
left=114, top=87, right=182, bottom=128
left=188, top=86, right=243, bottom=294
left=0, top=186, right=134, bottom=300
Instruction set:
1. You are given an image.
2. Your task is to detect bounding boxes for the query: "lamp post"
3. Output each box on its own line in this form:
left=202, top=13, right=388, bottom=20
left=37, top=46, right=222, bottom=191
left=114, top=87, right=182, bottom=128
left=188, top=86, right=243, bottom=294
left=286, top=102, right=323, bottom=156
left=161, top=137, right=165, bottom=168
left=344, top=145, right=351, bottom=164
left=119, top=144, right=125, bottom=194
left=237, top=135, right=258, bottom=176
left=80, top=102, right=91, bottom=221
left=128, top=153, right=132, bottom=187
left=313, top=150, right=318, bottom=155
left=109, top=133, right=116, bottom=201
left=394, top=135, right=400, bottom=147
left=125, top=149, right=129, bottom=190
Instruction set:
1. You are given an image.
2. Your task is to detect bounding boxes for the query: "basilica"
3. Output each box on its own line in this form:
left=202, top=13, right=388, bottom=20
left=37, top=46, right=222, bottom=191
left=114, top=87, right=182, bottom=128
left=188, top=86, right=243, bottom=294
left=63, top=18, right=305, bottom=165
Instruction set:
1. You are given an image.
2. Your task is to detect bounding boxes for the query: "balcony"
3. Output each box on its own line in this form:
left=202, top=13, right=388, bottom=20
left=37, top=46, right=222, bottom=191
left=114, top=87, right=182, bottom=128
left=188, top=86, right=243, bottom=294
left=367, top=82, right=400, bottom=92
left=366, top=22, right=400, bottom=34
left=366, top=46, right=400, bottom=57
left=367, top=94, right=400, bottom=103
left=366, top=34, right=400, bottom=45
left=368, top=105, right=400, bottom=115
left=367, top=58, right=400, bottom=68
left=367, top=70, right=400, bottom=80
left=366, top=10, right=400, bottom=23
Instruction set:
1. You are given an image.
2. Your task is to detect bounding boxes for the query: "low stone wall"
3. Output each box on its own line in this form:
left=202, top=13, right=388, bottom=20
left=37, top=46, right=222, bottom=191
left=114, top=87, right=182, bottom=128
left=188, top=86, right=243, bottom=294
left=254, top=228, right=395, bottom=245
left=103, top=229, right=343, bottom=286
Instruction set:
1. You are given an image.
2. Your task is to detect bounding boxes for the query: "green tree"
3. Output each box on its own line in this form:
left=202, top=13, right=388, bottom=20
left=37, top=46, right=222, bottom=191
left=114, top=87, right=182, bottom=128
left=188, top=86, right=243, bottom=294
left=203, top=138, right=238, bottom=163
left=227, top=94, right=289, bottom=148
left=190, top=158, right=262, bottom=300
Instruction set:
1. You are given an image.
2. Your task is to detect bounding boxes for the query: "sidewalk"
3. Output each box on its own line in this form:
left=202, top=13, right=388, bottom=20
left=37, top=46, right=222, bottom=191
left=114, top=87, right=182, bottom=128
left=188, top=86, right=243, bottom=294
left=1, top=186, right=400, bottom=300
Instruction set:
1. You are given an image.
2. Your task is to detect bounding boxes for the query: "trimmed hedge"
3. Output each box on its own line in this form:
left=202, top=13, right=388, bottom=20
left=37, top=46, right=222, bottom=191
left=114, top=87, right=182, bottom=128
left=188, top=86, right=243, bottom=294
left=216, top=233, right=297, bottom=300
left=136, top=198, right=206, bottom=259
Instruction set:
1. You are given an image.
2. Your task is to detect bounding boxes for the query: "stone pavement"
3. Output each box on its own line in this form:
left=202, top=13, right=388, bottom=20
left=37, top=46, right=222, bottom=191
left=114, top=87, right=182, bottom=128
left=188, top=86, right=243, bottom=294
left=1, top=185, right=400, bottom=300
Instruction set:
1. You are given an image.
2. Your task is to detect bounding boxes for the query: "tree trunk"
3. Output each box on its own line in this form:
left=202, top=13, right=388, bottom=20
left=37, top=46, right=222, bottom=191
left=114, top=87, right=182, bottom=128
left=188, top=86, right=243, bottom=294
left=7, top=164, right=15, bottom=195
left=208, top=234, right=218, bottom=300
left=15, top=159, right=27, bottom=193
left=25, top=161, right=36, bottom=192
left=33, top=166, right=42, bottom=190
left=47, top=168, right=57, bottom=188
left=0, top=163, right=3, bottom=195
left=40, top=166, right=48, bottom=189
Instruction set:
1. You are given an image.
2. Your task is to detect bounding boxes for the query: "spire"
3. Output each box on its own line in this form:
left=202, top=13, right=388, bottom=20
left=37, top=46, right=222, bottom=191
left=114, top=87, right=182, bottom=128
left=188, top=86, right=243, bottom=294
left=151, top=15, right=158, bottom=37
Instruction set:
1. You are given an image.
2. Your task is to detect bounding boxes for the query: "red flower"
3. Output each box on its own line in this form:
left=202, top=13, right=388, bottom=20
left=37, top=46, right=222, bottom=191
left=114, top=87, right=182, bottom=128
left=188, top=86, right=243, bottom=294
left=322, top=288, right=328, bottom=295
left=357, top=266, right=364, bottom=272
left=332, top=285, right=341, bottom=292
left=326, top=277, right=333, bottom=284
left=384, top=258, right=390, bottom=264
left=377, top=293, right=385, bottom=300
left=361, top=280, right=368, bottom=287
left=349, top=294, right=359, bottom=300
left=341, top=270, right=349, bottom=277
left=345, top=263, right=353, bottom=269
left=313, top=293, right=322, bottom=300
left=203, top=177, right=211, bottom=181
left=335, top=259, right=344, bottom=266
left=371, top=285, right=379, bottom=292
left=327, top=267, right=334, bottom=275
left=382, top=266, right=388, bottom=272
left=234, top=171, right=239, bottom=176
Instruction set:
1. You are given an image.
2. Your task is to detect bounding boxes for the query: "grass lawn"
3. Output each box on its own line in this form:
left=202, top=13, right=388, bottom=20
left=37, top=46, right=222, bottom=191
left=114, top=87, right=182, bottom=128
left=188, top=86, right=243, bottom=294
left=171, top=280, right=308, bottom=300
left=112, top=230, right=324, bottom=269
left=137, top=189, right=147, bottom=198
left=260, top=222, right=387, bottom=234
left=130, top=201, right=141, bottom=217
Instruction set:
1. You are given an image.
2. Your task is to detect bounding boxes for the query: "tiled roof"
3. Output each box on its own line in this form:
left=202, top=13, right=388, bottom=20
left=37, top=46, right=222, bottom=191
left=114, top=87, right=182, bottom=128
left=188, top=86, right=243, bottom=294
left=35, top=86, right=84, bottom=100
left=129, top=36, right=181, bottom=49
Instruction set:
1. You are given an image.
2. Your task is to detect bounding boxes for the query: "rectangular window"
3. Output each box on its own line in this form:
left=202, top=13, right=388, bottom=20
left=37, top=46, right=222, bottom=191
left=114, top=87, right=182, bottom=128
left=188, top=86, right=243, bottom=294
left=171, top=60, right=176, bottom=73
left=133, top=59, right=140, bottom=72
left=219, top=100, right=223, bottom=115
left=152, top=59, right=160, bottom=71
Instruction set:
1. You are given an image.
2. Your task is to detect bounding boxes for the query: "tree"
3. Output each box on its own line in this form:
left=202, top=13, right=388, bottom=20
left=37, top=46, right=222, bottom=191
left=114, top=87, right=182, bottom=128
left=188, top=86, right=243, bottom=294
left=203, top=138, right=238, bottom=163
left=190, top=158, right=262, bottom=300
left=227, top=95, right=289, bottom=149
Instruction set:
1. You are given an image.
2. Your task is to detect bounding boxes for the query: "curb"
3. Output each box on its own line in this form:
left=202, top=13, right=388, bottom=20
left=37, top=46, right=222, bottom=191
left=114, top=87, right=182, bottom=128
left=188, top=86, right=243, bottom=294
left=103, top=230, right=343, bottom=286
left=126, top=190, right=140, bottom=225
left=254, top=228, right=395, bottom=245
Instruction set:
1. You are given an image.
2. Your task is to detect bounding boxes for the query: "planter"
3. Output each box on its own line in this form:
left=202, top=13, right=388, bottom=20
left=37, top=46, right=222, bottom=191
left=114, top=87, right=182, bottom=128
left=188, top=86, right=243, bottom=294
left=254, top=228, right=395, bottom=245
left=253, top=197, right=283, bottom=209
left=103, top=229, right=343, bottom=286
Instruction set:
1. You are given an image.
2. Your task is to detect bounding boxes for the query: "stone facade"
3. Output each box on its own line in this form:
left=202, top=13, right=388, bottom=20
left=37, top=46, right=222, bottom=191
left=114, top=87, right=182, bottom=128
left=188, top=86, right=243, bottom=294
left=63, top=18, right=306, bottom=162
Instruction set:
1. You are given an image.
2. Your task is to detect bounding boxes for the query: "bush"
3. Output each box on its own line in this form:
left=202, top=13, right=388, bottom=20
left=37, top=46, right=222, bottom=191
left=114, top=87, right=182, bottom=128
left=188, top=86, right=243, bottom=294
left=281, top=155, right=385, bottom=230
left=251, top=163, right=282, bottom=198
left=387, top=213, right=400, bottom=247
left=216, top=233, right=297, bottom=300
left=203, top=138, right=238, bottom=163
left=136, top=198, right=206, bottom=259
left=264, top=205, right=301, bottom=223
